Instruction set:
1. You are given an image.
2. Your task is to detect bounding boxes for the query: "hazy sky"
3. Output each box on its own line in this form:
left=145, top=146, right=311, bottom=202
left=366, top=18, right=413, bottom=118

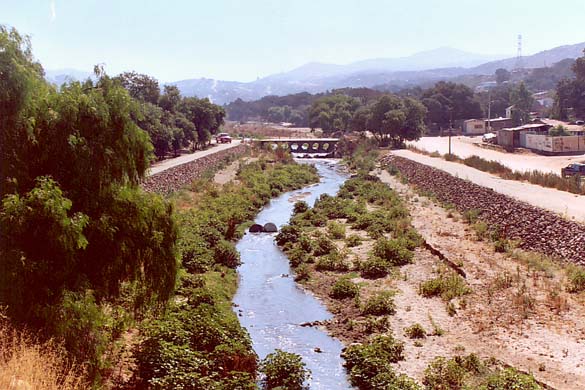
left=2, top=0, right=585, bottom=82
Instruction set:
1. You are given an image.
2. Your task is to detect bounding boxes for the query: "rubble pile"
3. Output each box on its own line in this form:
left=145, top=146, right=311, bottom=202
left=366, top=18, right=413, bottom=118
left=142, top=145, right=247, bottom=194
left=382, top=155, right=585, bottom=265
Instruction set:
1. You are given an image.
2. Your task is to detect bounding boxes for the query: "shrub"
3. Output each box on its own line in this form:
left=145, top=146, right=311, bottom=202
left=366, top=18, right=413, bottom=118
left=404, top=323, right=426, bottom=339
left=327, top=221, right=346, bottom=239
left=566, top=265, right=585, bottom=293
left=313, top=234, right=336, bottom=256
left=214, top=240, right=241, bottom=268
left=362, top=291, right=396, bottom=316
left=276, top=225, right=300, bottom=246
left=330, top=277, right=359, bottom=299
left=360, top=256, right=391, bottom=279
left=420, top=273, right=471, bottom=301
left=297, top=234, right=314, bottom=253
left=345, top=234, right=363, bottom=247
left=287, top=245, right=310, bottom=267
left=294, top=264, right=311, bottom=282
left=259, top=350, right=310, bottom=390
left=51, top=291, right=124, bottom=380
left=315, top=251, right=349, bottom=272
left=293, top=201, right=309, bottom=215
left=342, top=335, right=407, bottom=389
left=423, top=356, right=467, bottom=390
left=372, top=238, right=414, bottom=266
left=481, top=368, right=541, bottom=390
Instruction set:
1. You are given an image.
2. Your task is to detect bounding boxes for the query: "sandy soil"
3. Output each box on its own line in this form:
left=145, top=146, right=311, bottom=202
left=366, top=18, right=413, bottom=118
left=213, top=157, right=259, bottom=185
left=392, top=149, right=585, bottom=224
left=376, top=168, right=585, bottom=389
left=408, top=136, right=585, bottom=174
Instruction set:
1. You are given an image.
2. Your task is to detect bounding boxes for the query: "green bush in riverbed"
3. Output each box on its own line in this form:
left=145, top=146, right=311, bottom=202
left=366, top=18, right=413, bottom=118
left=330, top=277, right=359, bottom=299
left=342, top=334, right=417, bottom=389
left=372, top=237, right=414, bottom=266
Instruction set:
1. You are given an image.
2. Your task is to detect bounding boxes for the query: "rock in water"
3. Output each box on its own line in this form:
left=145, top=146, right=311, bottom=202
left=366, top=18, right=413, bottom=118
left=249, top=224, right=264, bottom=233
left=263, top=222, right=278, bottom=233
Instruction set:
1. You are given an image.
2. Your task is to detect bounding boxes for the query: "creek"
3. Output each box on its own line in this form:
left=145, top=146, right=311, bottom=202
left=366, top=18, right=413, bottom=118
left=233, top=159, right=353, bottom=389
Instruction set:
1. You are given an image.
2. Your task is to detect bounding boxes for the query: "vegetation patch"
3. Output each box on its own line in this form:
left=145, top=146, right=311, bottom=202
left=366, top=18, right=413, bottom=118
left=420, top=271, right=471, bottom=302
left=342, top=335, right=419, bottom=389
left=362, top=291, right=396, bottom=316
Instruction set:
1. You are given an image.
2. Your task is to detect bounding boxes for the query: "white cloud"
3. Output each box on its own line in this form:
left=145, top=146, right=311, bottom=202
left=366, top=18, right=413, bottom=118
left=50, top=0, right=56, bottom=22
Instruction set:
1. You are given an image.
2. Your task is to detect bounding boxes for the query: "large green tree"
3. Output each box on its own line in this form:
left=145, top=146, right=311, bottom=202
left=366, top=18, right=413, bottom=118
left=421, top=81, right=483, bottom=130
left=0, top=27, right=177, bottom=327
left=308, top=94, right=360, bottom=133
left=509, top=81, right=534, bottom=125
left=366, top=95, right=427, bottom=147
left=554, top=50, right=585, bottom=120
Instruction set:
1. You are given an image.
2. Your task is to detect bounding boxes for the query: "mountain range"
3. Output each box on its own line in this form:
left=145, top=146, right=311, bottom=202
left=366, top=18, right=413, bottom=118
left=46, top=42, right=585, bottom=105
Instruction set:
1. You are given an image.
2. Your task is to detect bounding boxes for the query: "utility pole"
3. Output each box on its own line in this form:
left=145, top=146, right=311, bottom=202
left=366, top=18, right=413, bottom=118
left=487, top=89, right=492, bottom=133
left=448, top=108, right=453, bottom=156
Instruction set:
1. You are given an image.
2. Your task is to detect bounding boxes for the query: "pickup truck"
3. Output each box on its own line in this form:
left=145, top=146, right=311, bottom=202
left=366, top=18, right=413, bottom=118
left=561, top=163, right=585, bottom=178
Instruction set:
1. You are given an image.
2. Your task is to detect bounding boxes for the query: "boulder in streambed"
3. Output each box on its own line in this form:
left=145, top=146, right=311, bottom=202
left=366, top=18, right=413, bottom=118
left=263, top=222, right=278, bottom=233
left=249, top=224, right=264, bottom=233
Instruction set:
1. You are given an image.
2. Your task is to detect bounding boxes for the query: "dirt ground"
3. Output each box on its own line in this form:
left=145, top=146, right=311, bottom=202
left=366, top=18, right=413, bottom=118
left=213, top=157, right=259, bottom=185
left=376, top=168, right=585, bottom=389
left=408, top=136, right=585, bottom=174
left=294, top=167, right=585, bottom=389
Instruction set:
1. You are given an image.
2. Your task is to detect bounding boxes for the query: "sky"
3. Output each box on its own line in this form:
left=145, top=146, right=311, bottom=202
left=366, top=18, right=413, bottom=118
left=2, top=0, right=585, bottom=82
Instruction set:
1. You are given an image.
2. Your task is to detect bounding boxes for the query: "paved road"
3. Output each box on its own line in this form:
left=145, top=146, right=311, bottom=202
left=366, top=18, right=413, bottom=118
left=392, top=149, right=585, bottom=223
left=148, top=140, right=242, bottom=176
left=408, top=136, right=585, bottom=174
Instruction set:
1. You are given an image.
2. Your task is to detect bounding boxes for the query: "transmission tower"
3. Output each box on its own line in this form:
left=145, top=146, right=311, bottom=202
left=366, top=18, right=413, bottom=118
left=514, top=34, right=524, bottom=70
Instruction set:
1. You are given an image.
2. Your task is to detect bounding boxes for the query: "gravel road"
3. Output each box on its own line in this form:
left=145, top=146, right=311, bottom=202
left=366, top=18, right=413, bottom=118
left=148, top=140, right=242, bottom=176
left=393, top=149, right=585, bottom=223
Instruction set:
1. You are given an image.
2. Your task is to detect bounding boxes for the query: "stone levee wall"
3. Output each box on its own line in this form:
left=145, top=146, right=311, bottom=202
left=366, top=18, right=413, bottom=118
left=382, top=155, right=585, bottom=265
left=142, top=145, right=247, bottom=194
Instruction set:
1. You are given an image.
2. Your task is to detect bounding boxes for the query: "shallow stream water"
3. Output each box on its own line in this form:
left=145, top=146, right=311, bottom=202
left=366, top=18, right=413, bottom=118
left=233, top=159, right=353, bottom=389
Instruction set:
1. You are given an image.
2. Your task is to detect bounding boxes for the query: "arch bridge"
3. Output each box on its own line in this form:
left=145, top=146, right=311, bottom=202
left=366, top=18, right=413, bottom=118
left=256, top=138, right=339, bottom=156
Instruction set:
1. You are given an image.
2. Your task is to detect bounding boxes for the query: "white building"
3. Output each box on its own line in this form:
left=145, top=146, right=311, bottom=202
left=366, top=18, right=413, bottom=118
left=462, top=119, right=486, bottom=135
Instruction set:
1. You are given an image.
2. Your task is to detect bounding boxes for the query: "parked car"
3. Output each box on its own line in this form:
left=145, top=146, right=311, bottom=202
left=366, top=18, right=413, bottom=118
left=216, top=133, right=232, bottom=143
left=482, top=132, right=497, bottom=144
left=561, top=163, right=585, bottom=178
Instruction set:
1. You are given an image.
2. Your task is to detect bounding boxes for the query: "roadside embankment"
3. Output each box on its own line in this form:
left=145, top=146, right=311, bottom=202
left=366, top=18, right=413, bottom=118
left=382, top=154, right=585, bottom=265
left=142, top=144, right=248, bottom=194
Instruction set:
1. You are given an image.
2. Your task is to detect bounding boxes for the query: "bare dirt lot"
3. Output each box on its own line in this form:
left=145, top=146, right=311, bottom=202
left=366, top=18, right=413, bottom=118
left=408, top=136, right=585, bottom=174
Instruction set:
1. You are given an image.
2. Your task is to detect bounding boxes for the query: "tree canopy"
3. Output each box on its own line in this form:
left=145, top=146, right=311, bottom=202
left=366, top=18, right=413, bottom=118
left=0, top=26, right=177, bottom=328
left=555, top=50, right=585, bottom=120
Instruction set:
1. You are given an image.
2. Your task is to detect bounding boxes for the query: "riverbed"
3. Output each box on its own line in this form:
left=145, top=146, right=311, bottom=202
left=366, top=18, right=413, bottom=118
left=233, top=159, right=352, bottom=389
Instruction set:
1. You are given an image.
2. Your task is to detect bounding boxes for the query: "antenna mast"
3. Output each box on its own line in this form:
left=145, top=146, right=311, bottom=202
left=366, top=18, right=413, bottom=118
left=515, top=34, right=523, bottom=70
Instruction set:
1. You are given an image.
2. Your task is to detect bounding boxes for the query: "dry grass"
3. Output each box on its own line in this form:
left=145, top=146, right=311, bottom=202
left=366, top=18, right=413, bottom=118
left=0, top=320, right=87, bottom=390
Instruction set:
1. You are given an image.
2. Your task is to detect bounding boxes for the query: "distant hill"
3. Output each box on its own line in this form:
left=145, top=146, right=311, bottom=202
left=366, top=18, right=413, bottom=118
left=470, top=42, right=585, bottom=74
left=168, top=42, right=585, bottom=104
left=46, top=42, right=585, bottom=105
left=45, top=69, right=94, bottom=85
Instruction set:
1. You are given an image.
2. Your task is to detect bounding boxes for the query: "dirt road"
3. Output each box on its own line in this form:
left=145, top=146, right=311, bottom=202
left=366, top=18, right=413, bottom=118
left=148, top=140, right=242, bottom=176
left=392, top=149, right=585, bottom=223
left=408, top=136, right=585, bottom=174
